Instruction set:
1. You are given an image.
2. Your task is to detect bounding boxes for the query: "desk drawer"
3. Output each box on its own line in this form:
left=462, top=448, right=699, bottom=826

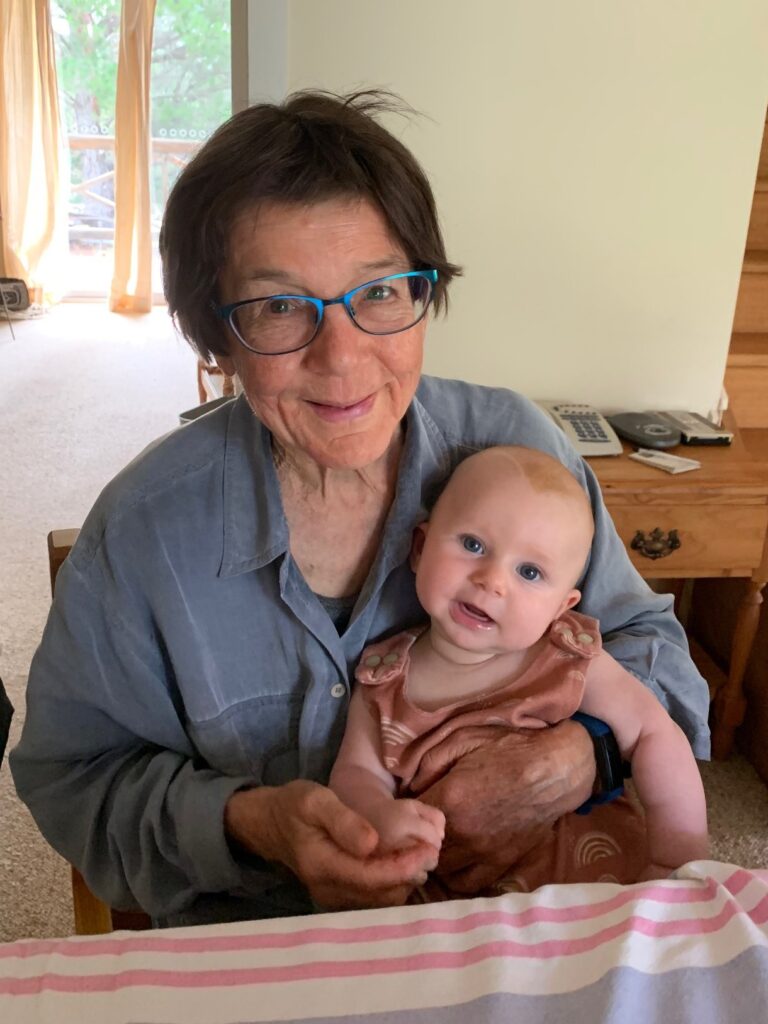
left=607, top=503, right=768, bottom=576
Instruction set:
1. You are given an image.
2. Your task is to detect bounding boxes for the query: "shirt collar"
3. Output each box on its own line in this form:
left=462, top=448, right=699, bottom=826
left=220, top=396, right=288, bottom=578
left=219, top=388, right=453, bottom=579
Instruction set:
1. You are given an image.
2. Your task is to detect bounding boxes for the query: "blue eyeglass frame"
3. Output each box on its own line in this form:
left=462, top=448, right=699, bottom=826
left=215, top=269, right=438, bottom=355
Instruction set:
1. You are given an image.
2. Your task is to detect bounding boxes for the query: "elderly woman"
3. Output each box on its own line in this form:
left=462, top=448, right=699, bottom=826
left=12, top=92, right=709, bottom=925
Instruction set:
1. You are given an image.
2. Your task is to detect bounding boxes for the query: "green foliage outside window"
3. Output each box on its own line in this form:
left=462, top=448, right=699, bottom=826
left=52, top=1, right=230, bottom=234
left=53, top=0, right=230, bottom=136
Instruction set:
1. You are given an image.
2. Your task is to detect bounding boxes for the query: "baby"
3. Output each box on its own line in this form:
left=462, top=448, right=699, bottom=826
left=330, top=445, right=709, bottom=893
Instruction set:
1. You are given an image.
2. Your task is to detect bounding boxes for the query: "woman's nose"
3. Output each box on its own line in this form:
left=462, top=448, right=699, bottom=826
left=305, top=303, right=365, bottom=373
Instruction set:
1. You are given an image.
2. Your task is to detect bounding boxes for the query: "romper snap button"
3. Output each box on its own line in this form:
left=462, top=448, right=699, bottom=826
left=330, top=683, right=346, bottom=698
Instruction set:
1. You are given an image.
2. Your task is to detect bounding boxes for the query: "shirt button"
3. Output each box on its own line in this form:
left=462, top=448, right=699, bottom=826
left=330, top=683, right=346, bottom=698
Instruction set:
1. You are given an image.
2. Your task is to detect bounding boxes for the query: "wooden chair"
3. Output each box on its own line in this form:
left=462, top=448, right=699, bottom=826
left=48, top=530, right=152, bottom=935
left=196, top=360, right=236, bottom=404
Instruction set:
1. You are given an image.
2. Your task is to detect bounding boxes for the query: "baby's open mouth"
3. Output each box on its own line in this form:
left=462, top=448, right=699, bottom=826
left=459, top=602, right=494, bottom=624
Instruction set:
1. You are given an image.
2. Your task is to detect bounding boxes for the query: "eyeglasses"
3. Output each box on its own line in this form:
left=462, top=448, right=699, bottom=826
left=216, top=269, right=437, bottom=356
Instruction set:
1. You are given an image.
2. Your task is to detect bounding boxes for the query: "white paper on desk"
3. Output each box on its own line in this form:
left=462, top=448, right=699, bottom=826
left=629, top=448, right=702, bottom=474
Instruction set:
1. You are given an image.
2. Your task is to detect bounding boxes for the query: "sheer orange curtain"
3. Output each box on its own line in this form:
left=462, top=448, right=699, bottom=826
left=109, top=0, right=157, bottom=313
left=0, top=0, right=67, bottom=304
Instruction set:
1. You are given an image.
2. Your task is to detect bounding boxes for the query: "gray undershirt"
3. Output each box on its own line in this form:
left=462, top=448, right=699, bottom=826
left=316, top=592, right=359, bottom=635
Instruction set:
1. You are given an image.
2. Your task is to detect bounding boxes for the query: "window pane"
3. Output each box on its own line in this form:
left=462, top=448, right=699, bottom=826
left=52, top=1, right=121, bottom=297
left=150, top=1, right=231, bottom=296
left=52, top=1, right=231, bottom=300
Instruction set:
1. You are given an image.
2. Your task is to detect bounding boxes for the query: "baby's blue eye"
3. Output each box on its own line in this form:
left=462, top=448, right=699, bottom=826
left=461, top=535, right=484, bottom=555
left=518, top=563, right=541, bottom=582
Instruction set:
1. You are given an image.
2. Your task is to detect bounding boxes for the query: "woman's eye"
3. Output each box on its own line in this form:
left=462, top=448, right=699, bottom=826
left=363, top=284, right=393, bottom=302
left=266, top=298, right=295, bottom=316
left=461, top=535, right=484, bottom=555
left=517, top=564, right=541, bottom=582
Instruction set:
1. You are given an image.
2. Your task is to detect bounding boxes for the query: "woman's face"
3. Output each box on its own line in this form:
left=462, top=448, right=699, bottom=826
left=216, top=198, right=427, bottom=471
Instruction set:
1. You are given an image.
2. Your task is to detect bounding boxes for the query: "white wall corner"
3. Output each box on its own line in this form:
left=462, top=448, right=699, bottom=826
left=231, top=0, right=288, bottom=112
left=711, top=385, right=730, bottom=426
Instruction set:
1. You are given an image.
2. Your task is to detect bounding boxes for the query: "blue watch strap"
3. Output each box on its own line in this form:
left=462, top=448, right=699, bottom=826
left=571, top=711, right=629, bottom=814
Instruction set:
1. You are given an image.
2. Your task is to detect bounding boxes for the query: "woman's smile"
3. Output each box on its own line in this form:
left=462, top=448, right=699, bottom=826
left=306, top=393, right=376, bottom=422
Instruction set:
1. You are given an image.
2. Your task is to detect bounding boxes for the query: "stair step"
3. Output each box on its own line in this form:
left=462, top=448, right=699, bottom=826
left=724, top=330, right=768, bottom=427
left=747, top=191, right=768, bottom=249
left=728, top=333, right=768, bottom=366
left=743, top=250, right=768, bottom=273
left=724, top=363, right=768, bottom=427
left=734, top=270, right=768, bottom=332
left=760, top=117, right=768, bottom=178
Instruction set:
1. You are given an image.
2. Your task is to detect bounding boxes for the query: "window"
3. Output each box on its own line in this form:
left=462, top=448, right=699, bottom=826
left=52, top=1, right=231, bottom=300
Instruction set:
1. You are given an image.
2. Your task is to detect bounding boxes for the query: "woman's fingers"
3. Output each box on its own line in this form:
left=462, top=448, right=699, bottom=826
left=306, top=786, right=381, bottom=858
left=252, top=781, right=436, bottom=909
left=298, top=835, right=435, bottom=909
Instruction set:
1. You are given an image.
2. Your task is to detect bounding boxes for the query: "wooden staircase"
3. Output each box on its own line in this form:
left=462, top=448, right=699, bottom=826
left=724, top=112, right=768, bottom=426
left=690, top=112, right=768, bottom=782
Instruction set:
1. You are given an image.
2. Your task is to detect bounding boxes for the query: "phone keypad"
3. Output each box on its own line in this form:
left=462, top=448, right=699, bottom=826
left=561, top=411, right=609, bottom=443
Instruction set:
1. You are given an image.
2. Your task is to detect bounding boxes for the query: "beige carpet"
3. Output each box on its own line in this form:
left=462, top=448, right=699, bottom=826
left=1, top=304, right=196, bottom=941
left=1, top=304, right=767, bottom=943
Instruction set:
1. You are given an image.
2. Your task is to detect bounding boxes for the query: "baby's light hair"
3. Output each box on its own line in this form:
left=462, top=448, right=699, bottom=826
left=446, top=446, right=589, bottom=512
left=433, top=446, right=595, bottom=580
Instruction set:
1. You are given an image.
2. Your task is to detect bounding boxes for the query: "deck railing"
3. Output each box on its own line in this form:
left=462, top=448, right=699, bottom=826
left=67, top=134, right=199, bottom=244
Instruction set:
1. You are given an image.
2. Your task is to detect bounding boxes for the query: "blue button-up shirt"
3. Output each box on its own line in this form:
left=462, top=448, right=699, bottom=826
left=11, top=377, right=709, bottom=921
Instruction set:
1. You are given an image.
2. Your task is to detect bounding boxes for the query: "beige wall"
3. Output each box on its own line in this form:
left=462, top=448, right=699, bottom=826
left=246, top=1, right=768, bottom=417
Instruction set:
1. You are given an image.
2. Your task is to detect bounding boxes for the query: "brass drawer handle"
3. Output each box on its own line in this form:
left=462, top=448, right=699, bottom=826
left=630, top=528, right=681, bottom=560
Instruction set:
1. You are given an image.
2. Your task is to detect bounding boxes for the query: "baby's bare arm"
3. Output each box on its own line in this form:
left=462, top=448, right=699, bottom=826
left=580, top=651, right=709, bottom=871
left=330, top=690, right=445, bottom=856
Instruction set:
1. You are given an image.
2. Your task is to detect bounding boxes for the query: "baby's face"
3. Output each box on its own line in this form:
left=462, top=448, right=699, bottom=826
left=412, top=459, right=593, bottom=661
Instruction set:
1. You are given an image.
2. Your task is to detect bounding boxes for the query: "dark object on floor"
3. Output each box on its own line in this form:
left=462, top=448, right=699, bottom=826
left=0, top=277, right=30, bottom=340
left=0, top=676, right=12, bottom=764
left=0, top=278, right=30, bottom=311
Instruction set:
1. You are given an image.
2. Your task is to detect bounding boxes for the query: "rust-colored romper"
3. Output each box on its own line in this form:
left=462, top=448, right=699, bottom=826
left=356, top=610, right=648, bottom=895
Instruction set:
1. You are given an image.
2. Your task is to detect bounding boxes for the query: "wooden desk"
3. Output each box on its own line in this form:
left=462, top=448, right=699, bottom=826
left=590, top=424, right=768, bottom=759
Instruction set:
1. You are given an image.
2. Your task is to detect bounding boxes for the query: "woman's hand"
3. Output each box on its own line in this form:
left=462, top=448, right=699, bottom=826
left=415, top=720, right=596, bottom=892
left=224, top=780, right=440, bottom=910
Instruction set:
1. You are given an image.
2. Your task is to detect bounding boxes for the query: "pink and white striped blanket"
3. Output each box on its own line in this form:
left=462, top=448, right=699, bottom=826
left=2, top=861, right=767, bottom=1024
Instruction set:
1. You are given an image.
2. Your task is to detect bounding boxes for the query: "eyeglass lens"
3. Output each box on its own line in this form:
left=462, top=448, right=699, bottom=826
left=230, top=273, right=433, bottom=354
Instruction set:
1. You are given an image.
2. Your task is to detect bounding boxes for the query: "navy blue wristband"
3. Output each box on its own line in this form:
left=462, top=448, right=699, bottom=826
left=571, top=711, right=630, bottom=814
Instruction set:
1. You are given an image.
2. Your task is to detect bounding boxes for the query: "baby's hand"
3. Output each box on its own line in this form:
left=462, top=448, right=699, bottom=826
left=372, top=799, right=446, bottom=855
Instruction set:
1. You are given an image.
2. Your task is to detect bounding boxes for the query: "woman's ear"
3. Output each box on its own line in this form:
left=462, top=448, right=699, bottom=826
left=410, top=523, right=429, bottom=572
left=215, top=351, right=237, bottom=378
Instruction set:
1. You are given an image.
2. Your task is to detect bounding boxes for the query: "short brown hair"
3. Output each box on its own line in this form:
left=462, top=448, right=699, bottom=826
left=160, top=90, right=462, bottom=362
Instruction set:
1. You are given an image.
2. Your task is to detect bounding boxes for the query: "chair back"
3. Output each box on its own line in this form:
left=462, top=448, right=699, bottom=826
left=48, top=530, right=151, bottom=934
